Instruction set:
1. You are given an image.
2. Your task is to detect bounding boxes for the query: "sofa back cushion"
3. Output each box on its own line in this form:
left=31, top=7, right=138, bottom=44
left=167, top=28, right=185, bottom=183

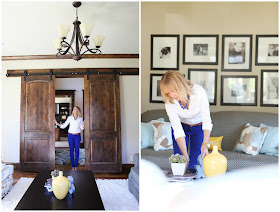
left=142, top=109, right=170, bottom=123
left=211, top=111, right=277, bottom=151
left=142, top=110, right=278, bottom=151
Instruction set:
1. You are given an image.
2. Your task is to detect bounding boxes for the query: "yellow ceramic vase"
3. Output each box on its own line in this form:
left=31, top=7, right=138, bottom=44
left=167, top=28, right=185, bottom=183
left=52, top=171, right=69, bottom=200
left=203, top=145, right=227, bottom=178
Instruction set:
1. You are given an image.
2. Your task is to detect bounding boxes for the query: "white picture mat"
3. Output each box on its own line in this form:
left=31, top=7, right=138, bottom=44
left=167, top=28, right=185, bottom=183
left=185, top=37, right=217, bottom=62
left=224, top=37, right=251, bottom=69
left=152, top=37, right=178, bottom=68
left=223, top=78, right=256, bottom=104
left=190, top=71, right=215, bottom=103
left=263, top=72, right=278, bottom=104
left=257, top=37, right=278, bottom=63
left=152, top=75, right=163, bottom=101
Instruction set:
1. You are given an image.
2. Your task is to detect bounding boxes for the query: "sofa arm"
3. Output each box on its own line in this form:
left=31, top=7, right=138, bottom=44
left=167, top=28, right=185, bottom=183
left=133, top=153, right=139, bottom=167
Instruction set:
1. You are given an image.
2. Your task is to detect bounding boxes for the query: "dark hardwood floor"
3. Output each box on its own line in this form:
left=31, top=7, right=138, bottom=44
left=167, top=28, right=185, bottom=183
left=13, top=164, right=133, bottom=186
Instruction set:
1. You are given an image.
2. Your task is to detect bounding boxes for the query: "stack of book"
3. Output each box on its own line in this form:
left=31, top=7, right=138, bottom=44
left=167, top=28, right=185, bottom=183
left=163, top=171, right=196, bottom=183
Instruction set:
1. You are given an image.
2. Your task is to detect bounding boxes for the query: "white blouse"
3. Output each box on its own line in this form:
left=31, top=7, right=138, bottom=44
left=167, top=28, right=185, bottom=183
left=165, top=84, right=213, bottom=140
left=60, top=115, right=84, bottom=134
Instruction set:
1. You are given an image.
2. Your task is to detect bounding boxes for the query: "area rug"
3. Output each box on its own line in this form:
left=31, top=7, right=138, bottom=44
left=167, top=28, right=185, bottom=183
left=55, top=148, right=85, bottom=165
left=1, top=177, right=138, bottom=211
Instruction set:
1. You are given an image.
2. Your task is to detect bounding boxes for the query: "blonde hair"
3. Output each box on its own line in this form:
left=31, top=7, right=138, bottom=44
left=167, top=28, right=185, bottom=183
left=73, top=106, right=82, bottom=117
left=160, top=71, right=193, bottom=104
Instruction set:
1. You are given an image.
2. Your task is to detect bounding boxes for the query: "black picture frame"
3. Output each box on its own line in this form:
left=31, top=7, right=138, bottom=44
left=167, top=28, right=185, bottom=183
left=222, top=35, right=252, bottom=72
left=183, top=35, right=219, bottom=65
left=188, top=69, right=217, bottom=105
left=221, top=75, right=257, bottom=106
left=261, top=70, right=278, bottom=107
left=256, top=35, right=278, bottom=66
left=150, top=74, right=164, bottom=103
left=151, top=35, right=179, bottom=70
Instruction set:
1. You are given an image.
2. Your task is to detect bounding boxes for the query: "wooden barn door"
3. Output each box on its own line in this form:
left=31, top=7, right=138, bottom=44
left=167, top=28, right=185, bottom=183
left=20, top=75, right=55, bottom=172
left=84, top=74, right=122, bottom=172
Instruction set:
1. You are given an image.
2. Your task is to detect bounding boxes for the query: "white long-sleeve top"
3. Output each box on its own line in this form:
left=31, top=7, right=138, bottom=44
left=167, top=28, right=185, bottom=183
left=165, top=84, right=213, bottom=140
left=60, top=115, right=84, bottom=134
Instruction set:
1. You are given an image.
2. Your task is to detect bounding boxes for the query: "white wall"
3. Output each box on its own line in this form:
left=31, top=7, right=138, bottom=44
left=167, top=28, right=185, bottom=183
left=1, top=1, right=139, bottom=55
left=1, top=59, right=139, bottom=164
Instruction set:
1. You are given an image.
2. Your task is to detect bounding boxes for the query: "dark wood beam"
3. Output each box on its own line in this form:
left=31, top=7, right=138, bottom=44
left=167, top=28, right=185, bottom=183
left=2, top=54, right=139, bottom=61
left=6, top=68, right=139, bottom=78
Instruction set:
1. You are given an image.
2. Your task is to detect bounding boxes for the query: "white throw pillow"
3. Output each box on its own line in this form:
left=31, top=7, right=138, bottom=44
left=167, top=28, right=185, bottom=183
left=151, top=120, right=173, bottom=151
left=233, top=123, right=268, bottom=156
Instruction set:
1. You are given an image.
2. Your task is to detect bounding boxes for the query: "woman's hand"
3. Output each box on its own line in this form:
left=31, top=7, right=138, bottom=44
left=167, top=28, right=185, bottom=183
left=82, top=123, right=85, bottom=129
left=54, top=120, right=60, bottom=127
left=201, top=145, right=209, bottom=158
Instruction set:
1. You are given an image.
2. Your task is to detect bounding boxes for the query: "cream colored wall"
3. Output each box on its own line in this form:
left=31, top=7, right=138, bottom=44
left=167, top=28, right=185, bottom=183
left=141, top=2, right=278, bottom=114
left=1, top=58, right=139, bottom=164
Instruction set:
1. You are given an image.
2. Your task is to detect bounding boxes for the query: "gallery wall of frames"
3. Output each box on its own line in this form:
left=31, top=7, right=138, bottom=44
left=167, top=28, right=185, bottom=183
left=149, top=34, right=278, bottom=107
left=142, top=2, right=278, bottom=114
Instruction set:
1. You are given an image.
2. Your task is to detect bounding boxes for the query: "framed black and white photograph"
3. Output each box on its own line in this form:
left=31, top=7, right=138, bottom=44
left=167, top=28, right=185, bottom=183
left=150, top=74, right=163, bottom=103
left=188, top=69, right=217, bottom=105
left=151, top=35, right=179, bottom=70
left=183, top=35, right=219, bottom=65
left=261, top=70, right=278, bottom=107
left=221, top=76, right=257, bottom=106
left=256, top=35, right=278, bottom=66
left=222, top=35, right=252, bottom=72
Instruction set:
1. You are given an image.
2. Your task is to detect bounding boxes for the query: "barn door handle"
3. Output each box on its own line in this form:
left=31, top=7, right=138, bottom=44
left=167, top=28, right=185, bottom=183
left=24, top=70, right=27, bottom=81
left=50, top=70, right=53, bottom=80
left=86, top=70, right=90, bottom=80
left=113, top=70, right=117, bottom=80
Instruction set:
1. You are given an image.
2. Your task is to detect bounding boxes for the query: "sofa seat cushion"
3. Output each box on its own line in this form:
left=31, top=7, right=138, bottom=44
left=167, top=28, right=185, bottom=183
left=219, top=151, right=278, bottom=171
left=141, top=147, right=173, bottom=171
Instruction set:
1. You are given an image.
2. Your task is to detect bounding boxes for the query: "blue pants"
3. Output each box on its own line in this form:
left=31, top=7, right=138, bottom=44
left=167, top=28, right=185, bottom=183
left=171, top=123, right=204, bottom=169
left=68, top=134, right=81, bottom=168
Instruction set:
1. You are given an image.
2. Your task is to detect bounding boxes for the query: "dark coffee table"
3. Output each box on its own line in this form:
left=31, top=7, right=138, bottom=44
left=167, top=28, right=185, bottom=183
left=15, top=170, right=104, bottom=210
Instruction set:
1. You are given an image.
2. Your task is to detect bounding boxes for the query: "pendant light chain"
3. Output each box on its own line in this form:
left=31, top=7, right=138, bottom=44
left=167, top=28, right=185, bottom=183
left=76, top=7, right=79, bottom=21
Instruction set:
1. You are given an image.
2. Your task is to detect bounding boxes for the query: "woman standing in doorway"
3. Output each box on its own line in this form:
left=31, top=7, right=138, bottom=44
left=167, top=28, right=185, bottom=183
left=55, top=106, right=85, bottom=170
left=160, top=71, right=212, bottom=173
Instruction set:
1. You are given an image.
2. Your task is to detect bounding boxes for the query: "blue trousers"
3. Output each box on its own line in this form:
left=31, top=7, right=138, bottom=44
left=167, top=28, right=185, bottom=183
left=68, top=134, right=81, bottom=168
left=171, top=123, right=204, bottom=169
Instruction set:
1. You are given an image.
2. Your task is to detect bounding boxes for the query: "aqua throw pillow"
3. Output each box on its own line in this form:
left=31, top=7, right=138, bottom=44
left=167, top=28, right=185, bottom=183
left=141, top=118, right=164, bottom=149
left=259, top=123, right=278, bottom=157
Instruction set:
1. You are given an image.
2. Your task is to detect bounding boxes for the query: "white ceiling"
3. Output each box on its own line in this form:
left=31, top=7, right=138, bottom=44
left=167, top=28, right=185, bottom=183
left=1, top=1, right=139, bottom=56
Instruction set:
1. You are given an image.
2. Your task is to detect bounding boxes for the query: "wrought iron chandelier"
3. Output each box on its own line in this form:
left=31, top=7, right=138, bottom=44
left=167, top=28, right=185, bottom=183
left=53, top=1, right=105, bottom=61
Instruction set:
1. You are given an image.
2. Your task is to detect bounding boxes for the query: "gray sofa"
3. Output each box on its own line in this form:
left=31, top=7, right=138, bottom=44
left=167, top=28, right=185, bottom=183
left=141, top=110, right=278, bottom=171
left=128, top=153, right=139, bottom=201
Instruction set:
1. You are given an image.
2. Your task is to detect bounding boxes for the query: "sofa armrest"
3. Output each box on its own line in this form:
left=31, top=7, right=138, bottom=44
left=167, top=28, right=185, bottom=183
left=133, top=153, right=139, bottom=167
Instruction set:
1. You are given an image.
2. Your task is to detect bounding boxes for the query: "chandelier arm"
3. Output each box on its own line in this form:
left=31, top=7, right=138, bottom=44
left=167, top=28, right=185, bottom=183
left=59, top=40, right=74, bottom=56
left=78, top=30, right=85, bottom=49
left=63, top=41, right=76, bottom=55
left=57, top=48, right=74, bottom=56
left=81, top=48, right=102, bottom=56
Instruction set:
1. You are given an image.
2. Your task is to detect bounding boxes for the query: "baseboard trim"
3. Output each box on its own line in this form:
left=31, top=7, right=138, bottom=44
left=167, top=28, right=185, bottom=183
left=5, top=163, right=133, bottom=172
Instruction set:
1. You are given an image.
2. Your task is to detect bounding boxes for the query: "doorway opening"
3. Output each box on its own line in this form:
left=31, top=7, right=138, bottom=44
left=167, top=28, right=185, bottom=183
left=54, top=78, right=84, bottom=169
